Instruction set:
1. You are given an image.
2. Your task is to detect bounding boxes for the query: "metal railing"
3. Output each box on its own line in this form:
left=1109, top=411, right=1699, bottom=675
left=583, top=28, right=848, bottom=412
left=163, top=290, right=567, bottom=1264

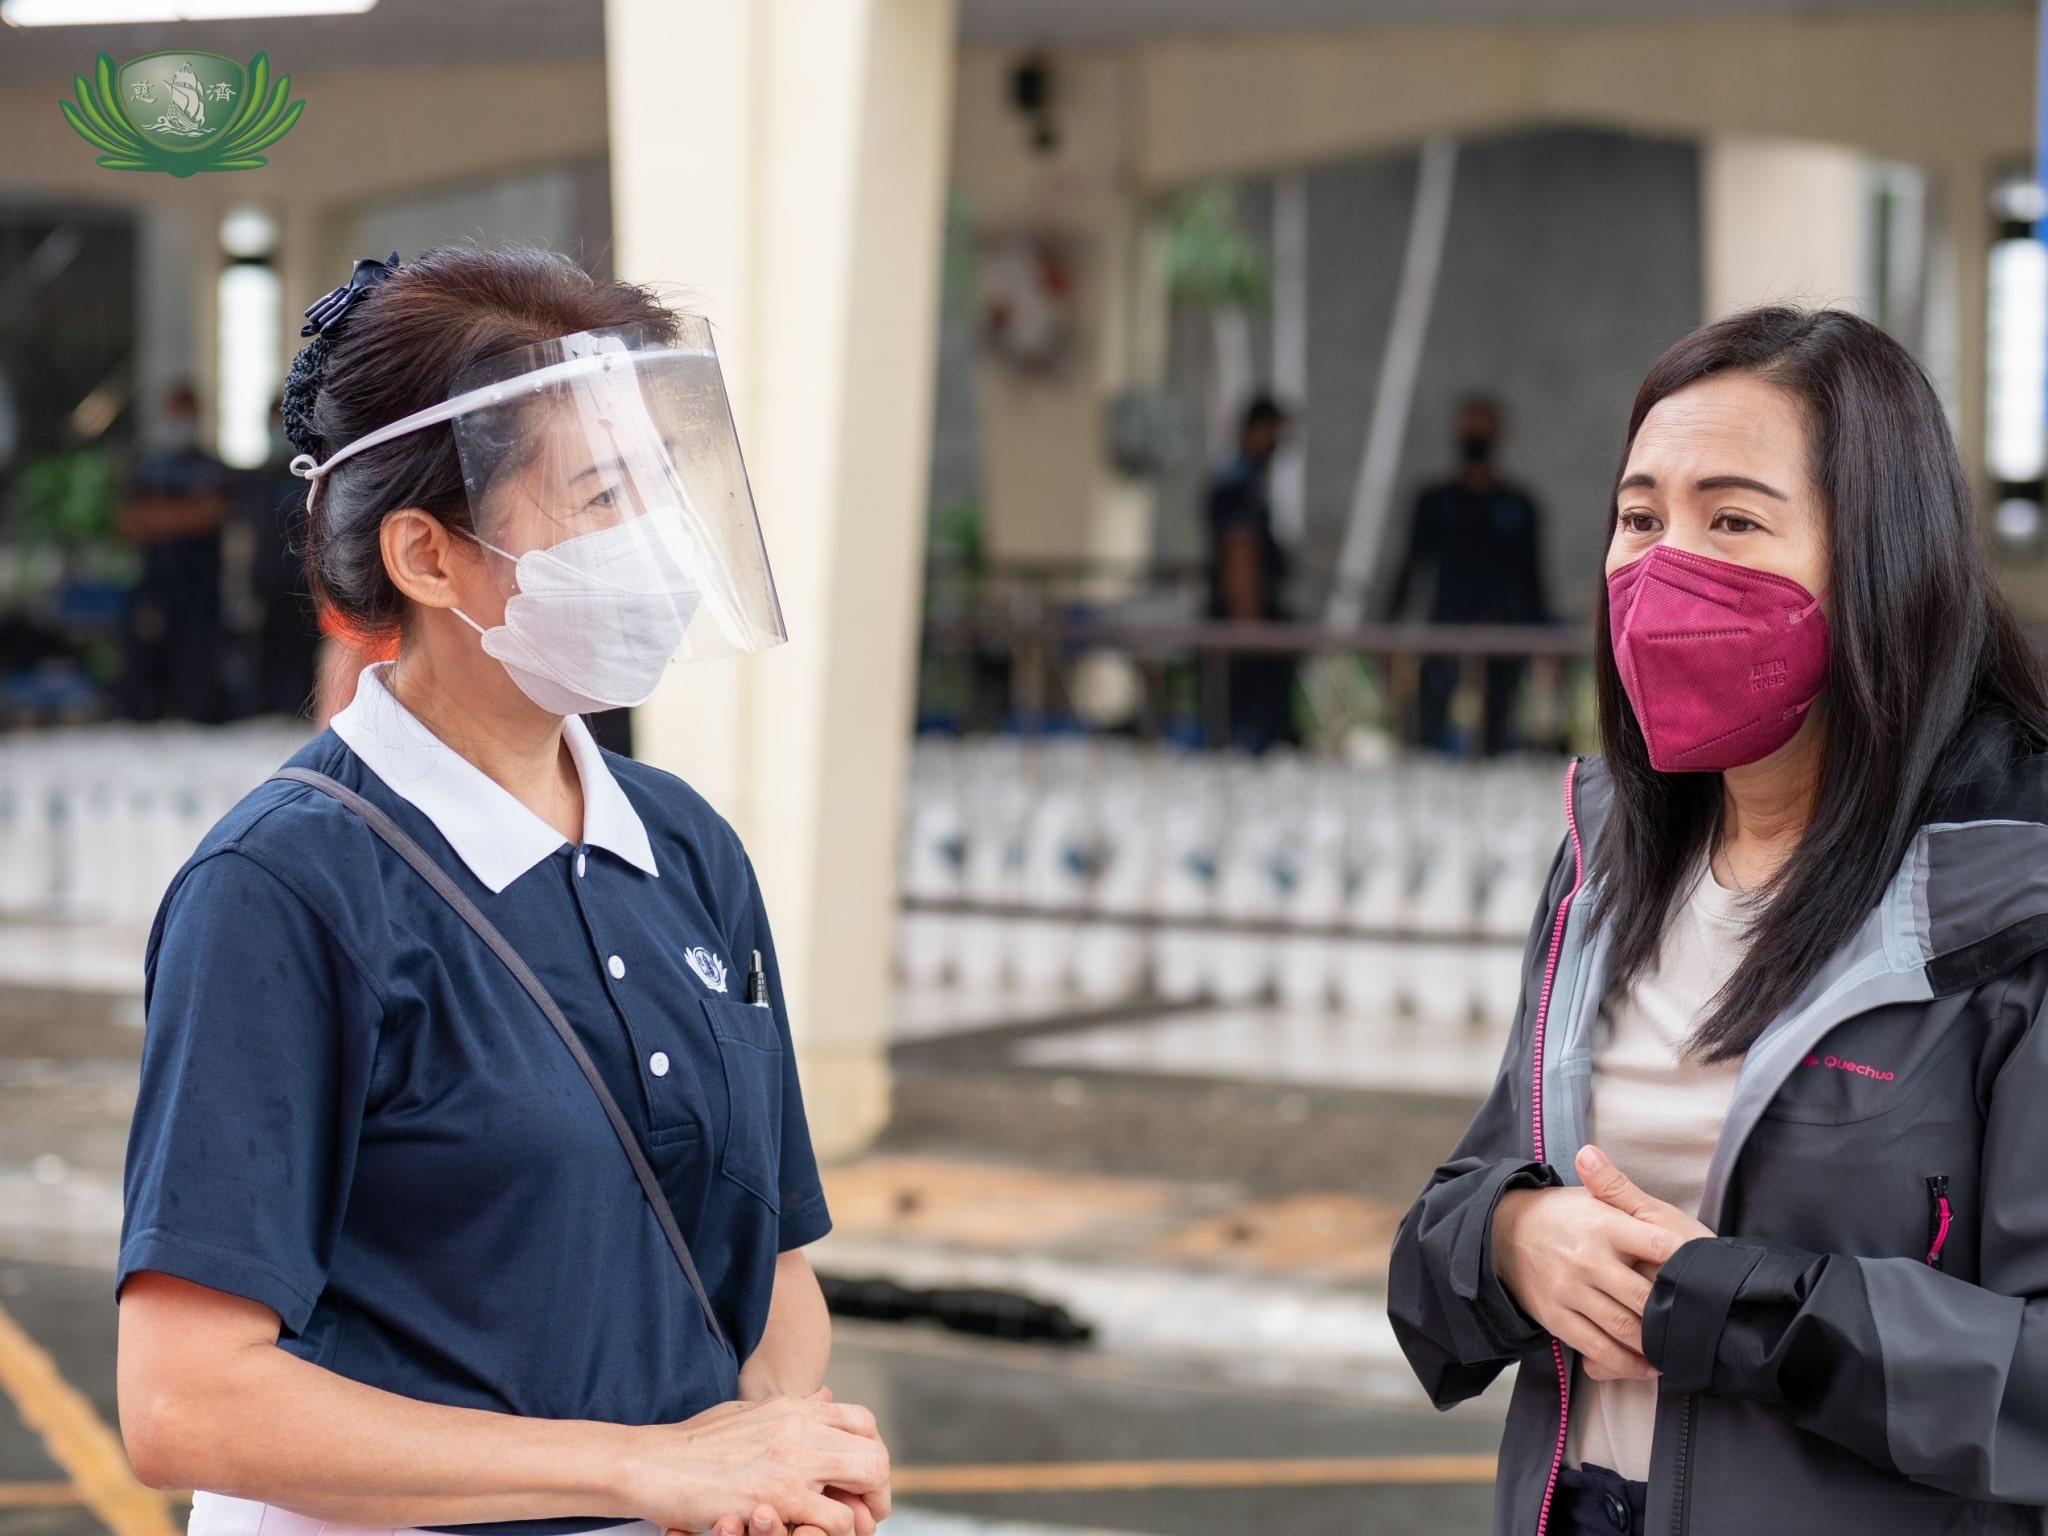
left=918, top=608, right=1592, bottom=751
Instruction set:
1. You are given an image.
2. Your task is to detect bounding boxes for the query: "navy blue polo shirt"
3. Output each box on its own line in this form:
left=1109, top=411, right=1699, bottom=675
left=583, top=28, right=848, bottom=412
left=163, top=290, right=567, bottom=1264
left=120, top=675, right=831, bottom=1513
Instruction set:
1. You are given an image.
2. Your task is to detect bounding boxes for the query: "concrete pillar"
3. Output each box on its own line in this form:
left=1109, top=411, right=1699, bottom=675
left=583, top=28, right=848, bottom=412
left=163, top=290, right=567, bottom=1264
left=1268, top=170, right=1310, bottom=548
left=1702, top=134, right=1871, bottom=318
left=276, top=195, right=324, bottom=358
left=1942, top=155, right=1993, bottom=503
left=134, top=202, right=205, bottom=447
left=950, top=48, right=1155, bottom=567
left=606, top=0, right=956, bottom=1160
left=1085, top=189, right=1163, bottom=574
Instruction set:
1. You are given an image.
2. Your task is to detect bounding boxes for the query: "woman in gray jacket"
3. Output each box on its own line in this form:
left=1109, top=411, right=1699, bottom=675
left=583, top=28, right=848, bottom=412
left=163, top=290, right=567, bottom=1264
left=1390, top=306, right=2048, bottom=1536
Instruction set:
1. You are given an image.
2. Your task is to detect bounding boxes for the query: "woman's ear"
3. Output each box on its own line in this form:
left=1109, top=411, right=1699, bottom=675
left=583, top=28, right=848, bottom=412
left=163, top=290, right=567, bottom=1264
left=380, top=509, right=471, bottom=611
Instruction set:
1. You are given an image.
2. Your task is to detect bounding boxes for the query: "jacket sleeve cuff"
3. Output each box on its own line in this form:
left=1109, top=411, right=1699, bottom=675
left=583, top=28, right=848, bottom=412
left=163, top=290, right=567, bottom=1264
left=1643, top=1236, right=1823, bottom=1396
left=1461, top=1159, right=1562, bottom=1355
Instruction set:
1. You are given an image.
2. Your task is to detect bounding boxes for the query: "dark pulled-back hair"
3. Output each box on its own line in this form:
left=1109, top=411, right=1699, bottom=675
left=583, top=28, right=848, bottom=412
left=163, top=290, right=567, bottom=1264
left=283, top=245, right=678, bottom=638
left=1592, top=306, right=2048, bottom=1060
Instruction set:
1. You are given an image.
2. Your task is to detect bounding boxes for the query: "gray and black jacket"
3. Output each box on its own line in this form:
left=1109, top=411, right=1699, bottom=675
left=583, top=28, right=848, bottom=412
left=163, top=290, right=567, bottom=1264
left=1390, top=715, right=2048, bottom=1535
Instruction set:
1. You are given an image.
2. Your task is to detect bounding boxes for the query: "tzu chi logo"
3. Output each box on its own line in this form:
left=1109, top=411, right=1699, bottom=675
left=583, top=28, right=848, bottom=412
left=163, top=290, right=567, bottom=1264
left=60, top=52, right=305, bottom=177
left=685, top=948, right=730, bottom=994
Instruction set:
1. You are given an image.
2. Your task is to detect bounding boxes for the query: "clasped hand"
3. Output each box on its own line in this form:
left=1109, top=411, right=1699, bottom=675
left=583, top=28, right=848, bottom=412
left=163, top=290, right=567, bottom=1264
left=645, top=1388, right=891, bottom=1536
left=1491, top=1146, right=1713, bottom=1381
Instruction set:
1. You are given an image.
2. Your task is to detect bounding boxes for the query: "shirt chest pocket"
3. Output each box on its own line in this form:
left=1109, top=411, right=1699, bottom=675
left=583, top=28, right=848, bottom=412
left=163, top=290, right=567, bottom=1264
left=700, top=998, right=784, bottom=1212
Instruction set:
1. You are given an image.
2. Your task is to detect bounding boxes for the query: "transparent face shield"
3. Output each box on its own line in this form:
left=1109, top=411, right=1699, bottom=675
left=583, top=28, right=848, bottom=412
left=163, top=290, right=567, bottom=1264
left=449, top=321, right=784, bottom=670
left=294, top=319, right=784, bottom=715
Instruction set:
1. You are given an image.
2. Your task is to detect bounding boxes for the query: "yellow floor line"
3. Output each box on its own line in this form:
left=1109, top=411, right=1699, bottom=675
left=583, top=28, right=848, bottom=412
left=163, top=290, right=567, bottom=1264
left=0, top=1481, right=83, bottom=1507
left=0, top=1301, right=180, bottom=1536
left=893, top=1453, right=1499, bottom=1493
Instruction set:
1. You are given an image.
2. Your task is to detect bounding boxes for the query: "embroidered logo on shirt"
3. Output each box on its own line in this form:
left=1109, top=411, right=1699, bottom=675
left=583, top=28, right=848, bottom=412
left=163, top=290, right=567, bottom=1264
left=685, top=947, right=729, bottom=993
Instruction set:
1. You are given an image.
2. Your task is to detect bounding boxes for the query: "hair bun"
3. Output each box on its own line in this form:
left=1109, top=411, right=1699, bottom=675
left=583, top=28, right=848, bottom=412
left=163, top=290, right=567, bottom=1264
left=280, top=332, right=330, bottom=462
left=281, top=253, right=402, bottom=464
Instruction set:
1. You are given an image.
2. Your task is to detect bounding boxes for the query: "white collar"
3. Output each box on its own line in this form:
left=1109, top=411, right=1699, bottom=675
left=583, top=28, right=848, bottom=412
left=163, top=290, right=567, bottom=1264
left=330, top=664, right=659, bottom=893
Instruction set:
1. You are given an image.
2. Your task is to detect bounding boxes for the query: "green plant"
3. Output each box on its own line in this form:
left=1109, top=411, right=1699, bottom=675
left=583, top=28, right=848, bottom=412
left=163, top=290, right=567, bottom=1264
left=940, top=186, right=980, bottom=325
left=10, top=449, right=119, bottom=553
left=1165, top=186, right=1269, bottom=313
left=934, top=496, right=983, bottom=569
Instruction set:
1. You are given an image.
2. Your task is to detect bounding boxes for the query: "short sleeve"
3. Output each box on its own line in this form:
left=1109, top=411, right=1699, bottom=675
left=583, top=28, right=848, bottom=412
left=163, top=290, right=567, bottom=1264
left=120, top=849, right=384, bottom=1333
left=732, top=862, right=831, bottom=1251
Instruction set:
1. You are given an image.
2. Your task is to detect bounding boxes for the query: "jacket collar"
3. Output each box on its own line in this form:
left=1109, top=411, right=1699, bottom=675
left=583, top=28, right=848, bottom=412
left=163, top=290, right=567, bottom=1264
left=329, top=664, right=658, bottom=894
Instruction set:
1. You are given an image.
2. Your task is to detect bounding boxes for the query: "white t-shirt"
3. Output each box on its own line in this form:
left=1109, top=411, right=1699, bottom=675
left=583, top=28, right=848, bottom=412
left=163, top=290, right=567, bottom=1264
left=1565, top=860, right=1753, bottom=1481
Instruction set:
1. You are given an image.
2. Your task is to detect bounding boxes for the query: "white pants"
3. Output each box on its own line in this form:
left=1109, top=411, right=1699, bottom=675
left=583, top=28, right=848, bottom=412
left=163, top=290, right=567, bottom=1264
left=187, top=1492, right=658, bottom=1536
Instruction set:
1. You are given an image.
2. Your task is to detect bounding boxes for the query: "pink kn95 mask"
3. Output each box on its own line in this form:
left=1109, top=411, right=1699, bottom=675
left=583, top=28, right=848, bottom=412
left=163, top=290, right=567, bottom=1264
left=1606, top=544, right=1829, bottom=773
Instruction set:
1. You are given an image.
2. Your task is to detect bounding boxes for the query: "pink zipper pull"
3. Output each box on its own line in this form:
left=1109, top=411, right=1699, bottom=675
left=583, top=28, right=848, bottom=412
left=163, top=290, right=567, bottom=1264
left=1925, top=1175, right=1952, bottom=1270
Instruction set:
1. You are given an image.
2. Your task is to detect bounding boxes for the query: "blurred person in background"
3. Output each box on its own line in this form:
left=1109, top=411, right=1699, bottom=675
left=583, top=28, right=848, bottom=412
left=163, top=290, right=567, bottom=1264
left=1388, top=395, right=1548, bottom=755
left=121, top=382, right=227, bottom=721
left=1391, top=308, right=2048, bottom=1534
left=117, top=248, right=888, bottom=1536
left=237, top=399, right=321, bottom=717
left=1204, top=392, right=1296, bottom=751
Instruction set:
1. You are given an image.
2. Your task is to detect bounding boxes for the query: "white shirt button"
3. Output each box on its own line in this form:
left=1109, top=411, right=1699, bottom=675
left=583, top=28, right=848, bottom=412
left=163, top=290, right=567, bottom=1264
left=576, top=852, right=587, bottom=878
left=608, top=954, right=626, bottom=980
left=648, top=1051, right=670, bottom=1077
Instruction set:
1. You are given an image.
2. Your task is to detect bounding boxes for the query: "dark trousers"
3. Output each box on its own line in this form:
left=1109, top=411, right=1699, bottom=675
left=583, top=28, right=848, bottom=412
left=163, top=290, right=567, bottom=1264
left=123, top=582, right=222, bottom=722
left=1226, top=652, right=1298, bottom=754
left=1553, top=1464, right=1649, bottom=1535
left=1417, top=653, right=1526, bottom=756
left=124, top=538, right=223, bottom=723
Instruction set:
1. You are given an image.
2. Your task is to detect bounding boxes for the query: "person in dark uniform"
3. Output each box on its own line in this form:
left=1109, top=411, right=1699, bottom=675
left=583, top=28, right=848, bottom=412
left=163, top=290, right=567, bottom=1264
left=1389, top=395, right=1549, bottom=754
left=1204, top=393, right=1296, bottom=752
left=116, top=248, right=888, bottom=1536
left=121, top=383, right=228, bottom=721
left=237, top=400, right=321, bottom=716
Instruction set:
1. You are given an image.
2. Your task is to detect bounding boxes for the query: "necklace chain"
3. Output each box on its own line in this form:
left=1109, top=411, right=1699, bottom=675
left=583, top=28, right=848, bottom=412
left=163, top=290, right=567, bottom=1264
left=1714, top=841, right=1749, bottom=895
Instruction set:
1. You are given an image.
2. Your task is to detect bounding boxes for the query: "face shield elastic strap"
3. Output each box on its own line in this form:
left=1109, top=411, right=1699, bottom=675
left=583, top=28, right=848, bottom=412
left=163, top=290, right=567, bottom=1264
left=287, top=350, right=646, bottom=514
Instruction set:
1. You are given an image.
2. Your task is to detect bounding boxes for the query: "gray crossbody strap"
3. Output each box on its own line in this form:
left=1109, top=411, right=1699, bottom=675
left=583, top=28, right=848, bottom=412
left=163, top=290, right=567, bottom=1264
left=269, top=767, right=730, bottom=1356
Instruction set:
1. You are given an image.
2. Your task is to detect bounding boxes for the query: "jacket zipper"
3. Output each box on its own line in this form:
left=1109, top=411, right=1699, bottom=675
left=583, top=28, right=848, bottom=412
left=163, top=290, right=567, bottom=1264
left=1925, top=1175, right=1952, bottom=1270
left=1530, top=761, right=1585, bottom=1536
left=1672, top=1393, right=1695, bottom=1536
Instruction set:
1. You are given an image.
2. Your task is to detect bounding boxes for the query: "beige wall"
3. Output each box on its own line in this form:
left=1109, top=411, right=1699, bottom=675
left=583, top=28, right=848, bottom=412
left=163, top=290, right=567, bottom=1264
left=949, top=47, right=1156, bottom=565
left=611, top=0, right=955, bottom=1160
left=1124, top=10, right=2027, bottom=185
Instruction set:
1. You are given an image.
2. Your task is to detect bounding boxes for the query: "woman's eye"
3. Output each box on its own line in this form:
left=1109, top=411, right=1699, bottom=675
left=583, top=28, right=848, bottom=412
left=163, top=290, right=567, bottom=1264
left=1715, top=512, right=1759, bottom=533
left=1619, top=511, right=1658, bottom=534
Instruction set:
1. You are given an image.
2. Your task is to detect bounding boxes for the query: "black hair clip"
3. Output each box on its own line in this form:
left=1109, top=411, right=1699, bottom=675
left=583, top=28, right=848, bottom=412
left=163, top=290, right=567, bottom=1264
left=299, top=251, right=401, bottom=338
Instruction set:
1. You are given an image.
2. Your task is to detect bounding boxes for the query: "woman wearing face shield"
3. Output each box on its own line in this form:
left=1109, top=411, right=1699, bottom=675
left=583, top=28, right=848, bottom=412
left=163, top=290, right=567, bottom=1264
left=1390, top=308, right=2048, bottom=1535
left=114, top=248, right=888, bottom=1536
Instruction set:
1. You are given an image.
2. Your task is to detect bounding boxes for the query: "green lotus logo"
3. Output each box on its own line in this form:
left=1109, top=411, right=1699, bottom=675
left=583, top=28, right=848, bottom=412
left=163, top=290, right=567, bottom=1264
left=60, top=51, right=304, bottom=177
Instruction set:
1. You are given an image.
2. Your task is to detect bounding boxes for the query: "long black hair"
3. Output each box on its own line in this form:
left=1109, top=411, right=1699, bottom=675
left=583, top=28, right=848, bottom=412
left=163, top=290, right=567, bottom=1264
left=1591, top=306, right=2048, bottom=1060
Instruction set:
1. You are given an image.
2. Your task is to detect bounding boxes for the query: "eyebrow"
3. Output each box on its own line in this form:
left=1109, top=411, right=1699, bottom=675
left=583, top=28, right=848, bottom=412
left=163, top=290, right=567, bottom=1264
left=1618, top=472, right=1787, bottom=500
